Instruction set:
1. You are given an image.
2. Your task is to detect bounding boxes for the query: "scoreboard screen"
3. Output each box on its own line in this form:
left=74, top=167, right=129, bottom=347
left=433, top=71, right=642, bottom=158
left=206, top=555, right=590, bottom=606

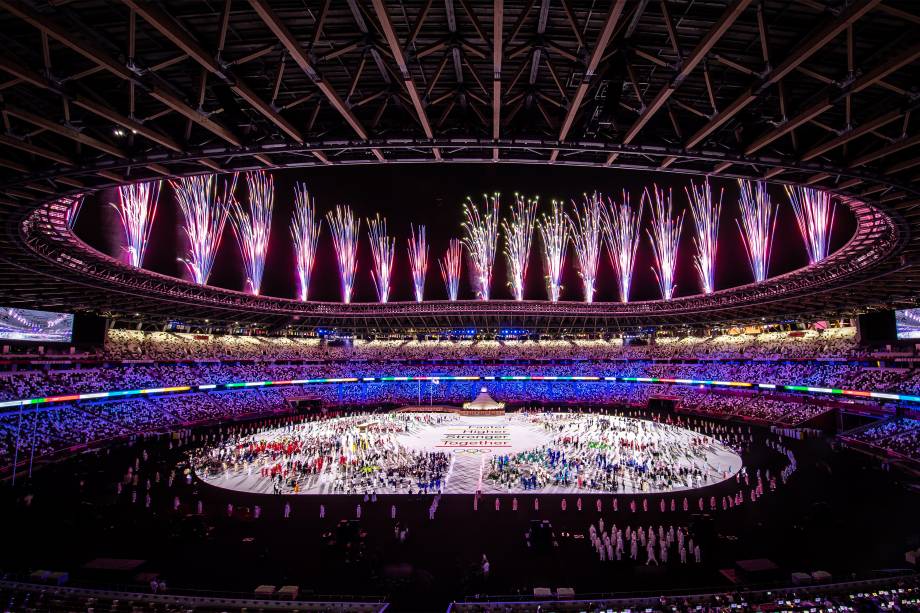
left=0, top=307, right=74, bottom=343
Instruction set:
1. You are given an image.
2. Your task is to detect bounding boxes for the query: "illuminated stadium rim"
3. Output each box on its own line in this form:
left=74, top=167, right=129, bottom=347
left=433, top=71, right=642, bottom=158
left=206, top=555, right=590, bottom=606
left=1, top=374, right=916, bottom=411
left=16, top=169, right=901, bottom=325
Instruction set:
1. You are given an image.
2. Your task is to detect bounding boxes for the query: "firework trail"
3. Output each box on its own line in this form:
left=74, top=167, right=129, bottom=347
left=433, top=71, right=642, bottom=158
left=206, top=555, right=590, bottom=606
left=64, top=194, right=84, bottom=229
left=736, top=179, right=778, bottom=283
left=439, top=238, right=463, bottom=301
left=538, top=199, right=569, bottom=302
left=462, top=194, right=500, bottom=300
left=685, top=178, right=722, bottom=295
left=110, top=181, right=161, bottom=268
left=290, top=183, right=321, bottom=301
left=326, top=205, right=361, bottom=304
left=501, top=194, right=537, bottom=301
left=367, top=213, right=395, bottom=303
left=646, top=185, right=684, bottom=300
left=568, top=192, right=604, bottom=303
left=172, top=173, right=237, bottom=285
left=784, top=185, right=836, bottom=264
left=229, top=171, right=274, bottom=295
left=602, top=190, right=643, bottom=303
left=408, top=224, right=429, bottom=302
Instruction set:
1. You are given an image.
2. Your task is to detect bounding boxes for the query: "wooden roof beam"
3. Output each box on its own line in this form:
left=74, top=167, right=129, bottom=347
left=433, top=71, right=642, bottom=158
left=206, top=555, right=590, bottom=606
left=551, top=0, right=628, bottom=162
left=685, top=0, right=883, bottom=149
left=123, top=0, right=304, bottom=144
left=369, top=0, right=440, bottom=160
left=615, top=0, right=752, bottom=154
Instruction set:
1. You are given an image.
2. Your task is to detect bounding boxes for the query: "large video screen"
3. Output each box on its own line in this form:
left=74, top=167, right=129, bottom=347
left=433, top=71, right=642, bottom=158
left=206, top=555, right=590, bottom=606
left=895, top=308, right=920, bottom=340
left=0, top=307, right=74, bottom=343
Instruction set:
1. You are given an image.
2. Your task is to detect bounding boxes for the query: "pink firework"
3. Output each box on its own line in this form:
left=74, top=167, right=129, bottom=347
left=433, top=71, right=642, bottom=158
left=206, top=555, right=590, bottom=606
left=439, top=238, right=463, bottom=301
left=408, top=224, right=429, bottom=302
left=229, top=171, right=274, bottom=295
left=567, top=192, right=604, bottom=303
left=646, top=185, right=684, bottom=300
left=326, top=205, right=361, bottom=304
left=538, top=199, right=568, bottom=302
left=784, top=185, right=836, bottom=264
left=63, top=194, right=85, bottom=229
left=462, top=194, right=500, bottom=300
left=736, top=179, right=777, bottom=283
left=685, top=178, right=722, bottom=295
left=367, top=214, right=395, bottom=303
left=171, top=173, right=238, bottom=285
left=290, top=183, right=321, bottom=301
left=501, top=194, right=537, bottom=301
left=602, top=190, right=643, bottom=303
left=110, top=180, right=161, bottom=268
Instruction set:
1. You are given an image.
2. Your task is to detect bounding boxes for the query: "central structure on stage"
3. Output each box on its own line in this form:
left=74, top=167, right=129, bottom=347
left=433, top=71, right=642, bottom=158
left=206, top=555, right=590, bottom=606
left=461, top=387, right=506, bottom=416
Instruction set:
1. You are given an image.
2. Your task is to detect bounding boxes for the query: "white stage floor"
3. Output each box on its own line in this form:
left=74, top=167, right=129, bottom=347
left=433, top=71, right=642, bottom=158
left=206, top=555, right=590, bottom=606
left=197, top=412, right=742, bottom=496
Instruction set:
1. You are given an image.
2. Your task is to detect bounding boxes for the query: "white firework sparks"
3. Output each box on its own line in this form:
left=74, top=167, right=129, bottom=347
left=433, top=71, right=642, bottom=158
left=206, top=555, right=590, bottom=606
left=501, top=194, right=538, bottom=301
left=538, top=199, right=569, bottom=302
left=646, top=185, right=684, bottom=300
left=685, top=178, right=722, bottom=295
left=462, top=194, right=500, bottom=300
left=326, top=205, right=361, bottom=303
left=602, top=190, right=644, bottom=303
left=568, top=192, right=604, bottom=303
left=290, top=183, right=321, bottom=301
left=367, top=213, right=396, bottom=303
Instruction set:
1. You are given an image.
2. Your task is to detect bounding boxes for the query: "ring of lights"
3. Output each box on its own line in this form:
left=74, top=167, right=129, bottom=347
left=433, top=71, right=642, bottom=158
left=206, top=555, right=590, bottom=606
left=15, top=176, right=900, bottom=325
left=0, top=141, right=914, bottom=328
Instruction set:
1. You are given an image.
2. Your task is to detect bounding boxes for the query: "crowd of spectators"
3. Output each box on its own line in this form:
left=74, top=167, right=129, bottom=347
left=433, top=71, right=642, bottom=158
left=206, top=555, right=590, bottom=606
left=4, top=351, right=920, bottom=404
left=842, top=417, right=920, bottom=460
left=2, top=326, right=919, bottom=470
left=0, top=371, right=837, bottom=470
left=101, top=327, right=861, bottom=362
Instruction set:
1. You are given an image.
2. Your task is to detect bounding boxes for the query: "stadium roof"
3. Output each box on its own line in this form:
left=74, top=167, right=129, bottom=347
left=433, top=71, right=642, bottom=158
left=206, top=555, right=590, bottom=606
left=0, top=0, right=918, bottom=331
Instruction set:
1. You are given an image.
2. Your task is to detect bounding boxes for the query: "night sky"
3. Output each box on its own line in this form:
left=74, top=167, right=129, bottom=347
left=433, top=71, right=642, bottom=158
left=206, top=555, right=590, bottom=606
left=74, top=165, right=856, bottom=304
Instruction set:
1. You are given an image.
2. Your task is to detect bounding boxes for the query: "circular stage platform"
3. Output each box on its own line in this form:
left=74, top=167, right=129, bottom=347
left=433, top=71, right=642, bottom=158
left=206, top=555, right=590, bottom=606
left=196, top=412, right=742, bottom=496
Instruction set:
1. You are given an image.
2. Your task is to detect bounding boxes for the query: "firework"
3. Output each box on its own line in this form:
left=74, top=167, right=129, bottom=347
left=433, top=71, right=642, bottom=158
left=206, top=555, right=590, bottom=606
left=538, top=199, right=569, bottom=302
left=326, top=205, right=360, bottom=304
left=568, top=192, right=604, bottom=303
left=172, top=173, right=237, bottom=285
left=685, top=178, right=722, bottom=294
left=367, top=214, right=395, bottom=303
left=439, top=238, right=463, bottom=301
left=462, top=194, right=500, bottom=300
left=784, top=185, right=836, bottom=264
left=736, top=179, right=778, bottom=283
left=110, top=181, right=161, bottom=268
left=646, top=185, right=684, bottom=300
left=64, top=194, right=84, bottom=229
left=229, top=171, right=274, bottom=295
left=408, top=224, right=429, bottom=302
left=290, top=183, right=321, bottom=301
left=501, top=194, right=538, bottom=301
left=602, top=190, right=643, bottom=303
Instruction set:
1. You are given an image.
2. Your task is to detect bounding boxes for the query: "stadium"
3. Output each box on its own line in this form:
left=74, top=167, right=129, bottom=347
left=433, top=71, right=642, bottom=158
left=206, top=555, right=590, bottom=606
left=1, top=0, right=920, bottom=611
